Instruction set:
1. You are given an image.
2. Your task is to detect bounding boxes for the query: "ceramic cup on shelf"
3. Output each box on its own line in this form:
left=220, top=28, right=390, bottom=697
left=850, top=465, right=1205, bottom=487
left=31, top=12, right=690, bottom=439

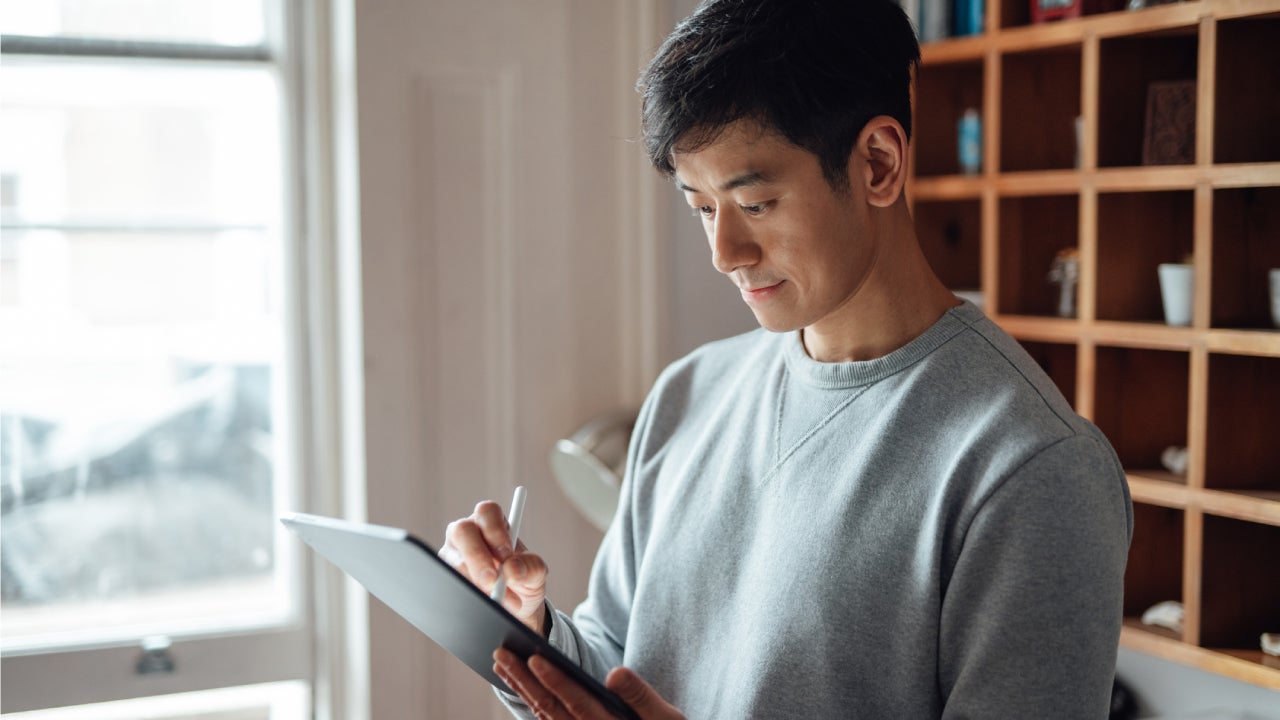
left=1270, top=268, right=1280, bottom=329
left=1158, top=263, right=1194, bottom=327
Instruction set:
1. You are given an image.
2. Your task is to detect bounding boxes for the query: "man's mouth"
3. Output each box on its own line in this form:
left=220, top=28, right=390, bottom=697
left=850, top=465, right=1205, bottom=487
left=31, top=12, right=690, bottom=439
left=739, top=280, right=784, bottom=303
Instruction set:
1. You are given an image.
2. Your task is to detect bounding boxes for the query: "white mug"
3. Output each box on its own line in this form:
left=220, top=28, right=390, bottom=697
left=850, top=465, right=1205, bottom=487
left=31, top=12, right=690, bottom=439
left=1158, top=263, right=1194, bottom=327
left=1269, top=268, right=1280, bottom=329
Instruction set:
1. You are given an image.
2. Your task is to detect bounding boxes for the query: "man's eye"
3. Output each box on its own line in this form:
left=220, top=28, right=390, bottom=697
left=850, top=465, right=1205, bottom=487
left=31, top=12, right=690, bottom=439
left=741, top=203, right=765, bottom=215
left=692, top=205, right=714, bottom=218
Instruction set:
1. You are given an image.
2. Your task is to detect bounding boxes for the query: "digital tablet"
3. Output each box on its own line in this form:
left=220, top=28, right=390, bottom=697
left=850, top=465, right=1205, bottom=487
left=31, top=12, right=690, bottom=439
left=280, top=512, right=639, bottom=720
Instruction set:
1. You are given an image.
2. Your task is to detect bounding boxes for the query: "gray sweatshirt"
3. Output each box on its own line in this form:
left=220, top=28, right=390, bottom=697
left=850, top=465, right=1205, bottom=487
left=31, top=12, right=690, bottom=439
left=504, top=301, right=1133, bottom=718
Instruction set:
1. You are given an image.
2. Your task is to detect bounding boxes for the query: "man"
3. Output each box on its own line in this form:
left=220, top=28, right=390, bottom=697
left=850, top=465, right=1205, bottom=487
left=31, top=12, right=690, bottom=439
left=441, top=1, right=1133, bottom=717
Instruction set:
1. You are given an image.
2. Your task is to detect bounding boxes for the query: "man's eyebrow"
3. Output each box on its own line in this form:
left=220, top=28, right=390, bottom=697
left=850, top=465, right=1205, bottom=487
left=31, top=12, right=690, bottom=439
left=675, top=170, right=774, bottom=194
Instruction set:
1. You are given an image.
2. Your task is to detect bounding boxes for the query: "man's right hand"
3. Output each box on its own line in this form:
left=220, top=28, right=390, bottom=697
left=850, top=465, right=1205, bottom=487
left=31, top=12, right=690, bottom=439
left=440, top=501, right=551, bottom=637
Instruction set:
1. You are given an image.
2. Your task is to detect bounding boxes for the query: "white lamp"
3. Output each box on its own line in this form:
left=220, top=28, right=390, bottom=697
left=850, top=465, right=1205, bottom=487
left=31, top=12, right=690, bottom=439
left=548, top=409, right=636, bottom=532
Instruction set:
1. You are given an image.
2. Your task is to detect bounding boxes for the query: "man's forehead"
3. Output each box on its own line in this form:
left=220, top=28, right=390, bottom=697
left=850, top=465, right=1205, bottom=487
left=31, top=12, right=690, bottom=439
left=671, top=122, right=789, bottom=193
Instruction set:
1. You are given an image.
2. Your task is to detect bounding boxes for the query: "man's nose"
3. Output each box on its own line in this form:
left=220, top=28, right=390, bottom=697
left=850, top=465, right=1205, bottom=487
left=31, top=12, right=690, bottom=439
left=710, top=213, right=760, bottom=275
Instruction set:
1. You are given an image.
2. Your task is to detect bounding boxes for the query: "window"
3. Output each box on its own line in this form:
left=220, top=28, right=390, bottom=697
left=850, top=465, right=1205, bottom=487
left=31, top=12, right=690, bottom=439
left=1, top=2, right=317, bottom=715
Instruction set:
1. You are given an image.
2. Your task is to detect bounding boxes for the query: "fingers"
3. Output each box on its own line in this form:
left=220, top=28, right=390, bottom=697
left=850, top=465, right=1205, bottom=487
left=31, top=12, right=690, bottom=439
left=493, top=648, right=563, bottom=718
left=473, top=500, right=516, bottom=559
left=497, top=551, right=548, bottom=616
left=441, top=501, right=513, bottom=589
left=493, top=649, right=609, bottom=720
left=493, top=649, right=684, bottom=720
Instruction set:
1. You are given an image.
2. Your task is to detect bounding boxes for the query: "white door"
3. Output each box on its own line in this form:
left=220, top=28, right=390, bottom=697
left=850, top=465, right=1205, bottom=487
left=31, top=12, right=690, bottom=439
left=350, top=0, right=667, bottom=717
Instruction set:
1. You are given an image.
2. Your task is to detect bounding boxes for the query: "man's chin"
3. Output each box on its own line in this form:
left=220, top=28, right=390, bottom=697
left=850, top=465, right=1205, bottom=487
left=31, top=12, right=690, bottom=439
left=750, top=311, right=802, bottom=334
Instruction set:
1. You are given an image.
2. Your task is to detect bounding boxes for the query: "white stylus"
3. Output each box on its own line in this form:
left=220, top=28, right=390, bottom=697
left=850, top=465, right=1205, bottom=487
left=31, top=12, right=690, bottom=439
left=490, top=485, right=527, bottom=602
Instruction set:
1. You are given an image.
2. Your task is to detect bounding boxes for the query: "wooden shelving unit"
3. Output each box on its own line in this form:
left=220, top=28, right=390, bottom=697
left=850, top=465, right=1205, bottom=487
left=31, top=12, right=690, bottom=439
left=909, top=0, right=1280, bottom=690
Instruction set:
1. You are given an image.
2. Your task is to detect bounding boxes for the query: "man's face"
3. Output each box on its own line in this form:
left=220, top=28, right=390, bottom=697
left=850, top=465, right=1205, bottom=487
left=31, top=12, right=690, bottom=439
left=673, top=119, right=876, bottom=335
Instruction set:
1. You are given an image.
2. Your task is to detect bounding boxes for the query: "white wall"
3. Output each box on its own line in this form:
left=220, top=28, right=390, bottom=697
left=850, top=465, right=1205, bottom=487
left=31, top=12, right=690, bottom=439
left=349, top=1, right=666, bottom=717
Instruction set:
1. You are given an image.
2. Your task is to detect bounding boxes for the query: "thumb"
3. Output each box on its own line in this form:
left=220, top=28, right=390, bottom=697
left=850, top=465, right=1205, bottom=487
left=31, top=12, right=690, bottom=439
left=605, top=667, right=683, bottom=719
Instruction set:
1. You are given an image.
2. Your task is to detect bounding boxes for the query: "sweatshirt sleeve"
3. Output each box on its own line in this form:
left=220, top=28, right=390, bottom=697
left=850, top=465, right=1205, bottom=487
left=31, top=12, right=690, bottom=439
left=939, top=431, right=1133, bottom=719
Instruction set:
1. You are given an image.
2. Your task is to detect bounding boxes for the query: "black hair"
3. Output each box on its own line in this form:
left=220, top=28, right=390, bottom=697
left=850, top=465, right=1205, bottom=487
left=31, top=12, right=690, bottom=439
left=638, top=0, right=920, bottom=190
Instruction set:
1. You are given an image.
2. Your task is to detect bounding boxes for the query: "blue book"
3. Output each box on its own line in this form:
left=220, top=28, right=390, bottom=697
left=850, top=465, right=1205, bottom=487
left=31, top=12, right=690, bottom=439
left=953, top=0, right=985, bottom=37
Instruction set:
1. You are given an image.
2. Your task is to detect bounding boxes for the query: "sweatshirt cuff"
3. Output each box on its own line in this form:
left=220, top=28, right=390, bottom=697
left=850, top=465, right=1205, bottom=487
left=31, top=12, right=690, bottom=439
left=543, top=599, right=581, bottom=664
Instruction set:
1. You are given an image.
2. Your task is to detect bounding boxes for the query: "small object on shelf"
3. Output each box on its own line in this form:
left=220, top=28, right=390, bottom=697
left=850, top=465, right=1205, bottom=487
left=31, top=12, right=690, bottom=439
left=1141, top=600, right=1185, bottom=634
left=958, top=109, right=982, bottom=175
left=1074, top=115, right=1085, bottom=168
left=1031, top=0, right=1081, bottom=23
left=1263, top=633, right=1280, bottom=657
left=1269, top=268, right=1280, bottom=329
left=920, top=0, right=949, bottom=42
left=1160, top=446, right=1188, bottom=476
left=1143, top=80, right=1196, bottom=166
left=953, top=0, right=984, bottom=37
left=1127, top=0, right=1184, bottom=9
left=1032, top=0, right=1127, bottom=21
left=1047, top=247, right=1080, bottom=318
left=1157, top=262, right=1194, bottom=326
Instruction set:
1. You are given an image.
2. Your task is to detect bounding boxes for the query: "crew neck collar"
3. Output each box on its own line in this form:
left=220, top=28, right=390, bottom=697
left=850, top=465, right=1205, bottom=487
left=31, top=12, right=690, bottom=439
left=781, top=300, right=981, bottom=389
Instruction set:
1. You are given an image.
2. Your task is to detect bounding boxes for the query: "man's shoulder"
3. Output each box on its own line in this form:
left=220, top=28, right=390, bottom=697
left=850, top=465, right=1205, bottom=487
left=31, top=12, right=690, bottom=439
left=889, top=305, right=1113, bottom=475
left=928, top=307, right=1085, bottom=434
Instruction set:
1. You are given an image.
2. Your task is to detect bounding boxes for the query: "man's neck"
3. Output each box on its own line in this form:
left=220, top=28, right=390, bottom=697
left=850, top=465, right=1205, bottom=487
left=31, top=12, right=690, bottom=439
left=801, top=229, right=960, bottom=364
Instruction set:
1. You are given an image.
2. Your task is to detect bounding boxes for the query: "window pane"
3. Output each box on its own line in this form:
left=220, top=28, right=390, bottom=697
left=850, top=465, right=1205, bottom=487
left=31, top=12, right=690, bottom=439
left=0, top=0, right=267, bottom=47
left=0, top=60, right=282, bottom=227
left=0, top=681, right=309, bottom=720
left=0, top=59, right=295, bottom=650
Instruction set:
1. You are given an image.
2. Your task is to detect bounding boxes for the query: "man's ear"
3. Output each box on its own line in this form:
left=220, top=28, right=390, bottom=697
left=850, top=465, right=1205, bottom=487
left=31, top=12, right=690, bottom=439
left=849, top=116, right=908, bottom=208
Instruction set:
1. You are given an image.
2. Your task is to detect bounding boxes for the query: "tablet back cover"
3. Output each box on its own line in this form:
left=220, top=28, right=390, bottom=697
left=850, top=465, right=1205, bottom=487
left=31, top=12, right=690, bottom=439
left=282, top=513, right=535, bottom=689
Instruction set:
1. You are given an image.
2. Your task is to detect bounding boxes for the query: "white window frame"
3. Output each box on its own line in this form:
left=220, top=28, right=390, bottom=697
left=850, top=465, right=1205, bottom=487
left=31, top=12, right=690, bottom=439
left=0, top=1, right=365, bottom=717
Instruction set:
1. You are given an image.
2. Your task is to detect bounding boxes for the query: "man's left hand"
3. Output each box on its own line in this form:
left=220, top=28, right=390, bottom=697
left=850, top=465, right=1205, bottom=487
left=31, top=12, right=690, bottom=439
left=493, top=648, right=686, bottom=720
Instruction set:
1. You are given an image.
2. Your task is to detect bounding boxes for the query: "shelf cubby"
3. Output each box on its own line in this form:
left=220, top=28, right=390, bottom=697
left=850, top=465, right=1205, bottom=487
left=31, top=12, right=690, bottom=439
left=1096, top=190, right=1195, bottom=323
left=1093, top=347, right=1189, bottom=472
left=1205, top=353, right=1280, bottom=493
left=1214, top=16, right=1280, bottom=164
left=999, top=46, right=1081, bottom=172
left=1123, top=502, right=1185, bottom=641
left=998, top=0, right=1032, bottom=30
left=1018, top=340, right=1077, bottom=408
left=1098, top=28, right=1198, bottom=168
left=1199, top=516, right=1280, bottom=658
left=996, top=194, right=1079, bottom=316
left=915, top=199, right=981, bottom=292
left=914, top=60, right=985, bottom=177
left=1210, top=187, right=1280, bottom=331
